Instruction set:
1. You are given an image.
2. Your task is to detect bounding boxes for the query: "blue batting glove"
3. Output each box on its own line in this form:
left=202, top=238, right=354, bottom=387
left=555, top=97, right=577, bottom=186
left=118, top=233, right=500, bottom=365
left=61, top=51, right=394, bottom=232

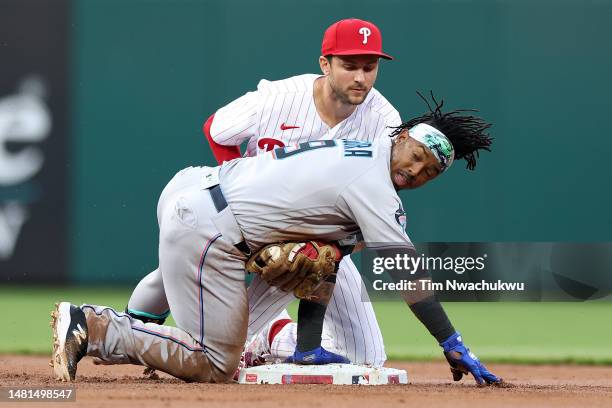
left=440, top=332, right=502, bottom=386
left=285, top=346, right=350, bottom=365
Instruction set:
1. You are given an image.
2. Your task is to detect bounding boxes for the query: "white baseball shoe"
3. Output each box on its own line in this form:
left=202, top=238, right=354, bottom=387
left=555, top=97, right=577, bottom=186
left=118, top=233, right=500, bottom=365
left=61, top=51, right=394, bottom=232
left=50, top=302, right=88, bottom=381
left=233, top=330, right=268, bottom=381
left=242, top=331, right=269, bottom=367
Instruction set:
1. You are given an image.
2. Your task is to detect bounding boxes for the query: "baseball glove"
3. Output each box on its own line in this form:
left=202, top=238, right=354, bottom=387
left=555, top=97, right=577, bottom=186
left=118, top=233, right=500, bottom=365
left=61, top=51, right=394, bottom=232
left=245, top=241, right=342, bottom=299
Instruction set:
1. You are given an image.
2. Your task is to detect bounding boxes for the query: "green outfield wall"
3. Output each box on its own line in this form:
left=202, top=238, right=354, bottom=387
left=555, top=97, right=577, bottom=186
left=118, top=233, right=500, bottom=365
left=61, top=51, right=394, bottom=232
left=69, top=0, right=612, bottom=283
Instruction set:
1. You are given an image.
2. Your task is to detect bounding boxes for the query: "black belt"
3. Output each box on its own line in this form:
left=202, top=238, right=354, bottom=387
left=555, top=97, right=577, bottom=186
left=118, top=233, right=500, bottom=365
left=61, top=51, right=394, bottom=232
left=209, top=185, right=251, bottom=255
left=209, top=184, right=228, bottom=212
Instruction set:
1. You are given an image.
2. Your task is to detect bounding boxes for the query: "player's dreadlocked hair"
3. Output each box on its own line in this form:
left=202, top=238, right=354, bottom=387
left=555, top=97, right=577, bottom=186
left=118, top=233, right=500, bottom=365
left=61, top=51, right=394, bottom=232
left=390, top=92, right=493, bottom=170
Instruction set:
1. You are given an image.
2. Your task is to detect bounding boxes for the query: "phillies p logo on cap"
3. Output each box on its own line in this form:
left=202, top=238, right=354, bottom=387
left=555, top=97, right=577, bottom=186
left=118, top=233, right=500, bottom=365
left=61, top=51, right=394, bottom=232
left=321, top=18, right=393, bottom=60
left=359, top=27, right=372, bottom=44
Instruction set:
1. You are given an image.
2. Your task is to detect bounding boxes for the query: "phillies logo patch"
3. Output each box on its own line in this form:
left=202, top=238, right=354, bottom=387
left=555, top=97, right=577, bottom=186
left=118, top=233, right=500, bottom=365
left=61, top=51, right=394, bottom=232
left=258, top=138, right=286, bottom=152
left=359, top=27, right=372, bottom=44
left=395, top=205, right=407, bottom=230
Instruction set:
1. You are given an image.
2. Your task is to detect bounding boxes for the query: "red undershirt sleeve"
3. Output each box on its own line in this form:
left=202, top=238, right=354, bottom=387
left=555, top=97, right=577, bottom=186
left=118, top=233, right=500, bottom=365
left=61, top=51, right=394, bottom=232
left=202, top=113, right=242, bottom=165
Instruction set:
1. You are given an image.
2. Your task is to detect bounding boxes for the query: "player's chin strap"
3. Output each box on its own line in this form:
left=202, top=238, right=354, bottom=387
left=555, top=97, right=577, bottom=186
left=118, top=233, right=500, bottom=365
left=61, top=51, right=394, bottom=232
left=208, top=184, right=251, bottom=255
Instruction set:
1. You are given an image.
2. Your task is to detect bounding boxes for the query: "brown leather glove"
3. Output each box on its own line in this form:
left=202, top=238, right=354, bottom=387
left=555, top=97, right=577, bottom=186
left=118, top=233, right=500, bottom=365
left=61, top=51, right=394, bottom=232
left=245, top=241, right=341, bottom=299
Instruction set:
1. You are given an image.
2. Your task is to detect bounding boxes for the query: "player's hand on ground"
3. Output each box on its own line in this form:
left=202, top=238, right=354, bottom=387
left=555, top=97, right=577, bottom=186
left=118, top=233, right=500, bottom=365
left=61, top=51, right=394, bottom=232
left=440, top=332, right=502, bottom=386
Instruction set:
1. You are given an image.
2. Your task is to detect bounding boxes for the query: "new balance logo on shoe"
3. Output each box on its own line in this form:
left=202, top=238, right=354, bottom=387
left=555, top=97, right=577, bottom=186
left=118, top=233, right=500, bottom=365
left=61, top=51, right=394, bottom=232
left=72, top=324, right=87, bottom=345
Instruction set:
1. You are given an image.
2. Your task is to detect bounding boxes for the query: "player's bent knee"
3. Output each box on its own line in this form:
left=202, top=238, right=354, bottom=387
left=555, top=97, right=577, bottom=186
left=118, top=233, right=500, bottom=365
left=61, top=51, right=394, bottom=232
left=212, top=355, right=242, bottom=383
left=199, top=345, right=243, bottom=383
left=171, top=357, right=215, bottom=383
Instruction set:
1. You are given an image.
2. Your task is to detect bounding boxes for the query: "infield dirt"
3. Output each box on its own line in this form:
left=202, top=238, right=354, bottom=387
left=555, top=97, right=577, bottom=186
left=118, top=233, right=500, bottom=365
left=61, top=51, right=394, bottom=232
left=1, top=355, right=611, bottom=407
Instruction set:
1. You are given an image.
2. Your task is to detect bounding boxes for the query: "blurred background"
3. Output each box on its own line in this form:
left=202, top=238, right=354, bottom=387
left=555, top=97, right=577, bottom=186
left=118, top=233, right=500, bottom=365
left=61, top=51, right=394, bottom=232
left=1, top=0, right=611, bottom=362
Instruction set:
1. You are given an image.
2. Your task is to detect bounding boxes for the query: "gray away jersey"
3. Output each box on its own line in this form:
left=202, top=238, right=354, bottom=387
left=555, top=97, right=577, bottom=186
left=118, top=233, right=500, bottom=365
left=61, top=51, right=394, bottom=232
left=219, top=137, right=412, bottom=251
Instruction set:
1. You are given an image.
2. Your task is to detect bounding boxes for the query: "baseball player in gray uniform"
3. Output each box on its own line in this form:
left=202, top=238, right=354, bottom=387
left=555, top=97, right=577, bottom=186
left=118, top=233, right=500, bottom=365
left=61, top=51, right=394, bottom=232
left=126, top=18, right=399, bottom=367
left=51, top=97, right=502, bottom=386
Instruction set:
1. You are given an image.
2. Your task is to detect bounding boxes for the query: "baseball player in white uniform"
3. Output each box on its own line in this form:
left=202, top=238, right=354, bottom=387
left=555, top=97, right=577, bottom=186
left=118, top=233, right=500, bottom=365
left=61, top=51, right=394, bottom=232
left=126, top=18, right=400, bottom=367
left=51, top=98, right=502, bottom=386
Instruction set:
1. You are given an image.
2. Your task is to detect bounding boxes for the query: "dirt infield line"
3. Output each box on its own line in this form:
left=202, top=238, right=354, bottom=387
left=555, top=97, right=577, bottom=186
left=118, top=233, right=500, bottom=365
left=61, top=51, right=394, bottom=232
left=1, top=355, right=611, bottom=408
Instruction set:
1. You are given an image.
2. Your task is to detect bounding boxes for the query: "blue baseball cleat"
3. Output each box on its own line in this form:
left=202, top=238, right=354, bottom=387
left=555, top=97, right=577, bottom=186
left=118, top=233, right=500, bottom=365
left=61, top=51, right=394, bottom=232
left=285, top=346, right=350, bottom=365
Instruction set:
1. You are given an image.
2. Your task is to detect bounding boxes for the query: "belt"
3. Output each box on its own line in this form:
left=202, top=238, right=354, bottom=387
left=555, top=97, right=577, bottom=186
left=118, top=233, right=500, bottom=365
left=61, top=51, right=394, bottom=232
left=209, top=185, right=251, bottom=255
left=209, top=184, right=228, bottom=212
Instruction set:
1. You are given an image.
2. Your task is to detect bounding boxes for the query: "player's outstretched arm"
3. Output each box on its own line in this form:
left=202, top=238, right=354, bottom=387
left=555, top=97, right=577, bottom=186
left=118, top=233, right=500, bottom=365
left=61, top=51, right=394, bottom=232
left=381, top=247, right=503, bottom=386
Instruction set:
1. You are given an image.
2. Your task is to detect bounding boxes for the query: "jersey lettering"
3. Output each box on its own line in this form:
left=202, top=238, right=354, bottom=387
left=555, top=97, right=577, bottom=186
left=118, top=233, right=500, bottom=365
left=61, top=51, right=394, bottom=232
left=343, top=140, right=373, bottom=158
left=257, top=138, right=286, bottom=152
left=274, top=140, right=336, bottom=160
left=344, top=150, right=373, bottom=158
left=343, top=140, right=372, bottom=149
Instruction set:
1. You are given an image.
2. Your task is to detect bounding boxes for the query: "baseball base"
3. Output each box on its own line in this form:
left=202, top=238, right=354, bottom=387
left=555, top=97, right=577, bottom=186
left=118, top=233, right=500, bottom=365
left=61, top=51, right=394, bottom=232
left=237, top=364, right=408, bottom=385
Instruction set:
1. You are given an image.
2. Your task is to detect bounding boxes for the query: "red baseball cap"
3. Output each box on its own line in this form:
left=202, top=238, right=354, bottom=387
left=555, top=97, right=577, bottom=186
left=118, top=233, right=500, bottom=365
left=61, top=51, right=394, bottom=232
left=321, top=18, right=393, bottom=60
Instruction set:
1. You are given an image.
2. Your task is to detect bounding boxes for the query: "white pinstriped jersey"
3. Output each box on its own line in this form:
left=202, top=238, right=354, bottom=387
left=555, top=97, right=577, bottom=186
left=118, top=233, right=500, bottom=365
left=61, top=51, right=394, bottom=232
left=212, top=73, right=398, bottom=367
left=219, top=138, right=412, bottom=251
left=209, top=74, right=401, bottom=157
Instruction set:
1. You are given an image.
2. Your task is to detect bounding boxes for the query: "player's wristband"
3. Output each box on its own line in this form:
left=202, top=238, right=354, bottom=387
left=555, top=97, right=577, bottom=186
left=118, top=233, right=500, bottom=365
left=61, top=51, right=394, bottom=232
left=439, top=331, right=463, bottom=351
